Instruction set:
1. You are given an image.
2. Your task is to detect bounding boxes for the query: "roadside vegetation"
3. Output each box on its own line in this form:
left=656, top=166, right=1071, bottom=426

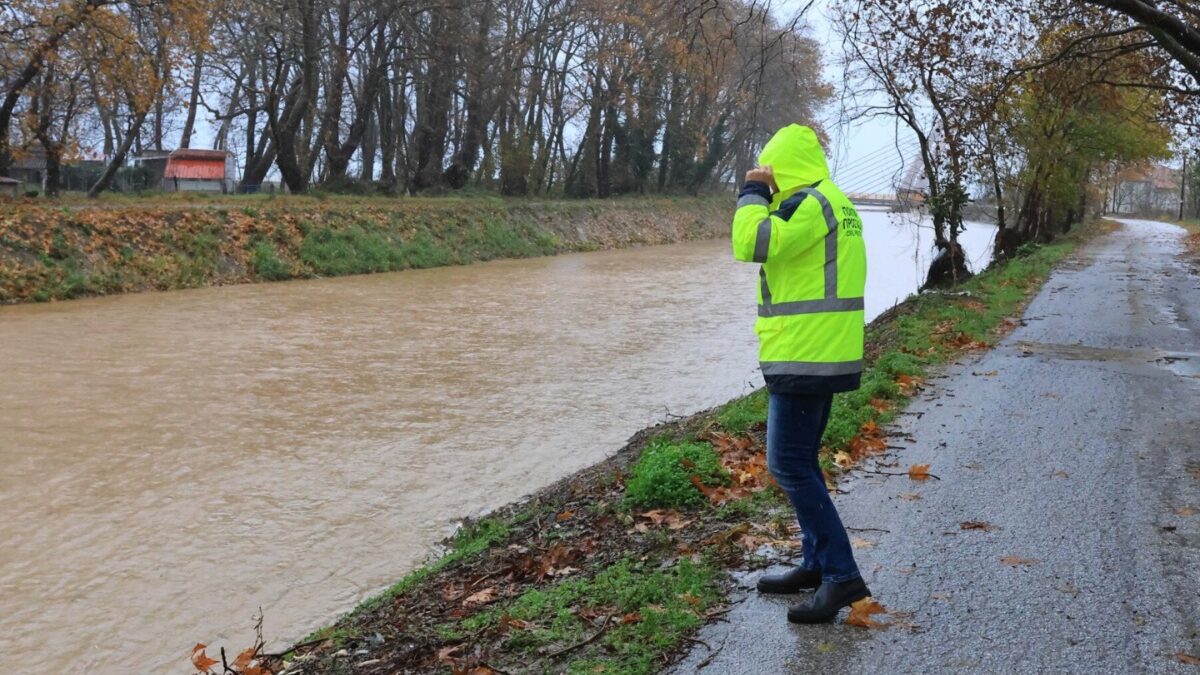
left=198, top=220, right=1110, bottom=675
left=0, top=197, right=726, bottom=304
left=1178, top=219, right=1200, bottom=265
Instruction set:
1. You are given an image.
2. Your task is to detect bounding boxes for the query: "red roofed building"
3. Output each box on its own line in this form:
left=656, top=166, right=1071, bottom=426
left=134, top=148, right=234, bottom=193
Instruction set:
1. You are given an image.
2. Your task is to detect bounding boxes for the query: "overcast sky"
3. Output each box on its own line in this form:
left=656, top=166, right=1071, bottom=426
left=796, top=0, right=916, bottom=193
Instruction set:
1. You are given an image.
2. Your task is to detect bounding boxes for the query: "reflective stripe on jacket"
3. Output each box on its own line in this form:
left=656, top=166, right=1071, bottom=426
left=732, top=124, right=867, bottom=395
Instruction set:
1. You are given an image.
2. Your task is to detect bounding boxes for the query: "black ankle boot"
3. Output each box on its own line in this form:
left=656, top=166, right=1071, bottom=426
left=756, top=566, right=821, bottom=594
left=786, top=577, right=871, bottom=623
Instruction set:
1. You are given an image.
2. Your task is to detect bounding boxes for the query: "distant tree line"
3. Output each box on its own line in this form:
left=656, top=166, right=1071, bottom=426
left=0, top=0, right=830, bottom=197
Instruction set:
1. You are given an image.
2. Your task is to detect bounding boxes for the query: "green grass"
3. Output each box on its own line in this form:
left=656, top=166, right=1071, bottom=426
left=455, top=556, right=722, bottom=674
left=250, top=241, right=290, bottom=280
left=295, top=220, right=555, bottom=276
left=1176, top=218, right=1200, bottom=235
left=713, top=389, right=768, bottom=435
left=299, top=225, right=403, bottom=276
left=622, top=439, right=728, bottom=510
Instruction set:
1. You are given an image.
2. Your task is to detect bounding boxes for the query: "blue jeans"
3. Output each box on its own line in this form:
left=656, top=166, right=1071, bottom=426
left=767, top=392, right=862, bottom=583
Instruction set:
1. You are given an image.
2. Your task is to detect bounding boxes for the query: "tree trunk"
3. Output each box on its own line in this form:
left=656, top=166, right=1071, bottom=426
left=88, top=110, right=149, bottom=198
left=409, top=7, right=458, bottom=192
left=360, top=112, right=377, bottom=182
left=42, top=145, right=62, bottom=197
left=180, top=52, right=205, bottom=149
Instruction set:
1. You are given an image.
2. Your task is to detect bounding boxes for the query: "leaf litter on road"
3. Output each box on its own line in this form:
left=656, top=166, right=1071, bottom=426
left=846, top=597, right=889, bottom=629
left=999, top=556, right=1039, bottom=566
left=908, top=464, right=933, bottom=481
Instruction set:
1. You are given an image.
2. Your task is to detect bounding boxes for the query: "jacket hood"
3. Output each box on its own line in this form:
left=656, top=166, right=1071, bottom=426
left=757, top=124, right=830, bottom=196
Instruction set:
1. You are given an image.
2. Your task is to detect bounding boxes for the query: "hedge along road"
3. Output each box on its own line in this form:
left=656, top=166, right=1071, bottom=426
left=0, top=210, right=993, bottom=674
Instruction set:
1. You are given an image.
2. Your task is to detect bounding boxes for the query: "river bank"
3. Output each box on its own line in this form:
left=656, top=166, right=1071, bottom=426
left=0, top=196, right=727, bottom=304
left=233, top=220, right=1110, bottom=675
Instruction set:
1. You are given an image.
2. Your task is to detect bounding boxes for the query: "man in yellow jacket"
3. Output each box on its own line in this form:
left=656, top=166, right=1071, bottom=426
left=732, top=124, right=870, bottom=623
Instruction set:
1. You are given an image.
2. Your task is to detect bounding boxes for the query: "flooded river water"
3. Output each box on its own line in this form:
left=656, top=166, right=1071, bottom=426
left=0, top=211, right=993, bottom=673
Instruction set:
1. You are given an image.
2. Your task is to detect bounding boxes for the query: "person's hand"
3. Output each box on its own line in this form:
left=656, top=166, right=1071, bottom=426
left=745, top=165, right=778, bottom=194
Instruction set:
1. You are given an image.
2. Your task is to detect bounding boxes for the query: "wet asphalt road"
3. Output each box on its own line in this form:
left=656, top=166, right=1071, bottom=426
left=672, top=220, right=1200, bottom=674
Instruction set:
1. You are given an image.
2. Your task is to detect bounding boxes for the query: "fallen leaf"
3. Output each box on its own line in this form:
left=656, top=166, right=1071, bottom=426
left=619, top=611, right=642, bottom=624
left=999, top=556, right=1039, bottom=566
left=851, top=536, right=876, bottom=550
left=636, top=509, right=694, bottom=530
left=1174, top=506, right=1197, bottom=516
left=960, top=521, right=997, bottom=532
left=833, top=450, right=854, bottom=468
left=973, top=370, right=998, bottom=376
left=437, top=644, right=463, bottom=664
left=1051, top=470, right=1069, bottom=479
left=908, top=464, right=932, bottom=481
left=463, top=587, right=498, bottom=607
left=190, top=644, right=218, bottom=673
left=233, top=647, right=255, bottom=669
left=845, top=597, right=889, bottom=629
left=898, top=492, right=923, bottom=501
left=556, top=510, right=574, bottom=521
left=577, top=606, right=608, bottom=622
left=499, top=614, right=532, bottom=631
left=895, top=374, right=923, bottom=395
left=1175, top=652, right=1200, bottom=665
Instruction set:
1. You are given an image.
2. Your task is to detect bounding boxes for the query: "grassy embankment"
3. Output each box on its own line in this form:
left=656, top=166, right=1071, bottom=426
left=0, top=194, right=727, bottom=304
left=1178, top=217, right=1200, bottom=238
left=1172, top=218, right=1200, bottom=262
left=249, top=220, right=1110, bottom=675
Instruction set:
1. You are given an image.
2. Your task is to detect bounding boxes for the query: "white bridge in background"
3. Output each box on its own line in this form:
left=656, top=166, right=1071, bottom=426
left=834, top=130, right=941, bottom=212
left=845, top=192, right=911, bottom=209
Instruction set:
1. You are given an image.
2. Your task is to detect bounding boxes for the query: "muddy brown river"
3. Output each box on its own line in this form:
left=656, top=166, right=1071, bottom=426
left=0, top=216, right=994, bottom=673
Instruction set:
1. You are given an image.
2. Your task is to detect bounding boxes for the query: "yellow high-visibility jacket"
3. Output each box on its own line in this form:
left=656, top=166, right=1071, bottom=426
left=732, top=124, right=867, bottom=395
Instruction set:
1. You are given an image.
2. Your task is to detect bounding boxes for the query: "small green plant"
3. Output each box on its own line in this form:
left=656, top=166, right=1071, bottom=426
left=623, top=439, right=727, bottom=509
left=251, top=241, right=290, bottom=280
